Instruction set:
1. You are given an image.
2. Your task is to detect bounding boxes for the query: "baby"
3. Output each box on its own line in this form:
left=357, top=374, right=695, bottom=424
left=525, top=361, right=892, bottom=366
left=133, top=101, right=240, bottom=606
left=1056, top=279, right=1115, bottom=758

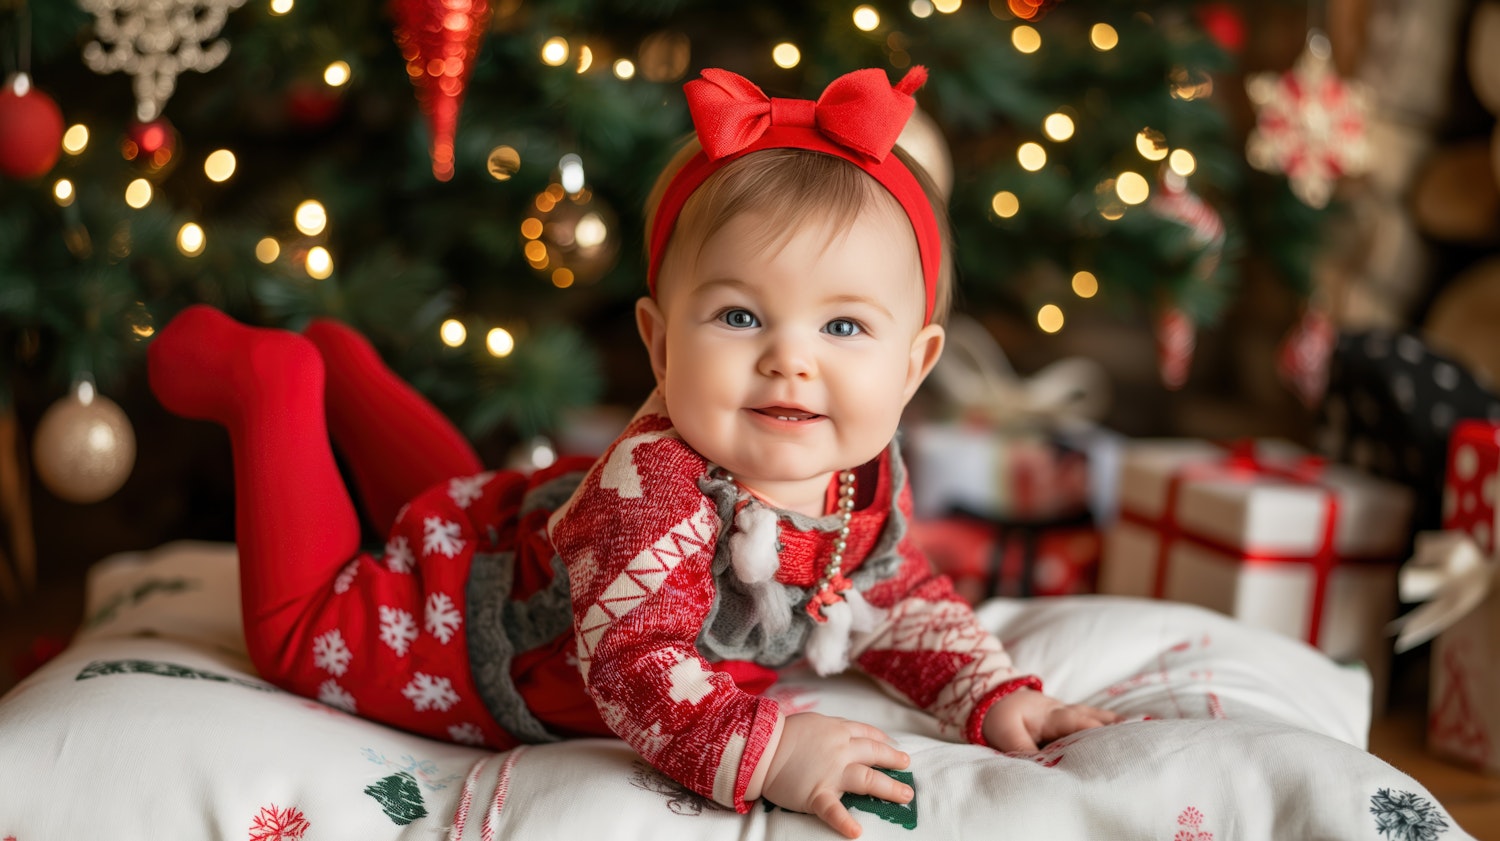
left=147, top=66, right=1116, bottom=838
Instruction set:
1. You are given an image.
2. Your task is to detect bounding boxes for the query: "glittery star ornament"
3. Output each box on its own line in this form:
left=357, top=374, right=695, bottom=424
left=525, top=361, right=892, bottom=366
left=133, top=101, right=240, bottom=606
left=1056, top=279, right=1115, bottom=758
left=1245, top=36, right=1370, bottom=208
left=79, top=0, right=247, bottom=123
left=391, top=0, right=494, bottom=181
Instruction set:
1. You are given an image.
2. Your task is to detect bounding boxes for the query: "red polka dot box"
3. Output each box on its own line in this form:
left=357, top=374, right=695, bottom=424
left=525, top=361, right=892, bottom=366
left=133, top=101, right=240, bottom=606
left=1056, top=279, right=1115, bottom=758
left=0, top=541, right=1474, bottom=839
left=1393, top=420, right=1500, bottom=775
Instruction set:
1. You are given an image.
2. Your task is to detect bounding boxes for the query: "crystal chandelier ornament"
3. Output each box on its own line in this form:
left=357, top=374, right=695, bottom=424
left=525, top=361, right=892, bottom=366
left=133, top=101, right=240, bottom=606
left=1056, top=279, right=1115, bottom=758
left=79, top=0, right=248, bottom=122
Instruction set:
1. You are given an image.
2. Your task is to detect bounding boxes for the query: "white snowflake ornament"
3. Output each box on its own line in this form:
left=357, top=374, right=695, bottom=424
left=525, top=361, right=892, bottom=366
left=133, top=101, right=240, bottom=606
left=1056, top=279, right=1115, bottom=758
left=1245, top=31, right=1370, bottom=209
left=79, top=0, right=248, bottom=122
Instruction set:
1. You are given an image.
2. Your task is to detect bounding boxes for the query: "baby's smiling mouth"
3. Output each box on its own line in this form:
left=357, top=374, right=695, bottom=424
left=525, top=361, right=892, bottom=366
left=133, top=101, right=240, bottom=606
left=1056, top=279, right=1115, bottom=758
left=753, top=406, right=822, bottom=422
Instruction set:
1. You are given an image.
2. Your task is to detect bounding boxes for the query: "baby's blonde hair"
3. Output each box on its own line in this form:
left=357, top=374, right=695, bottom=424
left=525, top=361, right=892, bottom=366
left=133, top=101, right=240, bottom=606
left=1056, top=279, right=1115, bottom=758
left=644, top=139, right=954, bottom=326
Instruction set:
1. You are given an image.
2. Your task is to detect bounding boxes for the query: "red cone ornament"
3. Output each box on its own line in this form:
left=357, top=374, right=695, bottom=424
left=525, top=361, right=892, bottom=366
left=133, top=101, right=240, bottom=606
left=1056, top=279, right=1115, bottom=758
left=391, top=0, right=493, bottom=181
left=0, top=75, right=64, bottom=180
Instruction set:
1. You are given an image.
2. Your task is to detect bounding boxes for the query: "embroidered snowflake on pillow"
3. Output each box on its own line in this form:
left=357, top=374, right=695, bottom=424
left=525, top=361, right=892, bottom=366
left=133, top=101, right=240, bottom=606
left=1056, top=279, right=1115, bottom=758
left=248, top=804, right=310, bottom=840
left=1174, top=806, right=1214, bottom=841
left=1370, top=789, right=1449, bottom=841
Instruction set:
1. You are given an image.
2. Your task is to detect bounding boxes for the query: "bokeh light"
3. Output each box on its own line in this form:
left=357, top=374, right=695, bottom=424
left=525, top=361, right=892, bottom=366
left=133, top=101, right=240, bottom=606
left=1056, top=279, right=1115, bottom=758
left=440, top=319, right=467, bottom=347
left=295, top=200, right=327, bottom=236
left=306, top=246, right=333, bottom=279
left=205, top=149, right=236, bottom=182
left=62, top=124, right=89, bottom=155
left=1037, top=304, right=1064, bottom=333
left=1090, top=23, right=1119, bottom=50
left=991, top=190, right=1019, bottom=218
left=1018, top=142, right=1047, bottom=171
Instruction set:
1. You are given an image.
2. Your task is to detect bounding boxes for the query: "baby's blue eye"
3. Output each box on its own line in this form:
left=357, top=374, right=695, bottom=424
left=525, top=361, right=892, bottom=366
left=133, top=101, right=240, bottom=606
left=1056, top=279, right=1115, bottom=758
left=722, top=309, right=759, bottom=329
left=825, top=319, right=861, bottom=337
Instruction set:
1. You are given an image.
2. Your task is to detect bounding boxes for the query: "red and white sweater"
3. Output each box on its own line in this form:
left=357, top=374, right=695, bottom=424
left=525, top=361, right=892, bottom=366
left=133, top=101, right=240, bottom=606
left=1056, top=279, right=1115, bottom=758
left=547, top=396, right=1039, bottom=811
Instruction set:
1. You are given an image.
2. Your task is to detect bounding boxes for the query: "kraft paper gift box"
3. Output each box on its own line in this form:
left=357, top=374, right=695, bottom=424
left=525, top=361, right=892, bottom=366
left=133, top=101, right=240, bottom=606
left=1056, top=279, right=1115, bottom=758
left=1099, top=440, right=1415, bottom=679
left=1392, top=420, right=1500, bottom=773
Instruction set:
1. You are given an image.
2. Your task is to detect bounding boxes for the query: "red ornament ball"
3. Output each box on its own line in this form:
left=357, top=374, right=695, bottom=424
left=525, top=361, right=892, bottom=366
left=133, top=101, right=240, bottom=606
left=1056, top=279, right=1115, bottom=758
left=0, top=76, right=65, bottom=180
left=284, top=82, right=345, bottom=130
left=123, top=118, right=180, bottom=175
left=1197, top=2, right=1247, bottom=54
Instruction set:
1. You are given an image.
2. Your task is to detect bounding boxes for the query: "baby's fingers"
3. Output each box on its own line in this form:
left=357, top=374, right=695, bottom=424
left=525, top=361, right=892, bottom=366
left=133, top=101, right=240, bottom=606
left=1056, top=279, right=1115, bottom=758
left=809, top=788, right=863, bottom=839
left=845, top=763, right=915, bottom=805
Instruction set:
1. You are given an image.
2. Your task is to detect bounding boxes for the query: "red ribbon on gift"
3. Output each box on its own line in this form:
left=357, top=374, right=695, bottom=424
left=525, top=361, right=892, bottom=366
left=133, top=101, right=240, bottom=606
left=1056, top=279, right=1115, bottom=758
left=1120, top=440, right=1380, bottom=648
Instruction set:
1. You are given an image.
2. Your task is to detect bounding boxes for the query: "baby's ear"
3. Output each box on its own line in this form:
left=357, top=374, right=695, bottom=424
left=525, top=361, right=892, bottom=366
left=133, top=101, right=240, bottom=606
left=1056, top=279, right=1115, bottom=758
left=635, top=296, right=670, bottom=387
left=902, top=323, right=945, bottom=403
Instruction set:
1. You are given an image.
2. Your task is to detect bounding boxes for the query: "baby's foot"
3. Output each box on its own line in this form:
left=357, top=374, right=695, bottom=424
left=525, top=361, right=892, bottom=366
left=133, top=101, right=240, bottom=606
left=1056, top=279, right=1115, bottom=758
left=148, top=304, right=323, bottom=425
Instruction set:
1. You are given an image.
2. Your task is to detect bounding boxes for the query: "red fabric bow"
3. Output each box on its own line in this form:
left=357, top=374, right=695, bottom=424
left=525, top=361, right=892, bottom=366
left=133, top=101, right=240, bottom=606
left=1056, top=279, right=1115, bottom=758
left=685, top=66, right=928, bottom=163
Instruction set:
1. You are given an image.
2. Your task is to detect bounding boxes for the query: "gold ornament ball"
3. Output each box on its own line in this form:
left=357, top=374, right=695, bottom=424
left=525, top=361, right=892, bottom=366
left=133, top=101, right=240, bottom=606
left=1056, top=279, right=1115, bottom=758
left=33, top=391, right=136, bottom=504
left=897, top=106, right=953, bottom=200
left=525, top=191, right=621, bottom=286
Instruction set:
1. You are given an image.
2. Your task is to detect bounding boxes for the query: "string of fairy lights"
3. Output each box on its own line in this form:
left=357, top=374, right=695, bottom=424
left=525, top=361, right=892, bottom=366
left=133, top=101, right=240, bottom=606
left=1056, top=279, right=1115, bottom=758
left=42, top=0, right=1214, bottom=348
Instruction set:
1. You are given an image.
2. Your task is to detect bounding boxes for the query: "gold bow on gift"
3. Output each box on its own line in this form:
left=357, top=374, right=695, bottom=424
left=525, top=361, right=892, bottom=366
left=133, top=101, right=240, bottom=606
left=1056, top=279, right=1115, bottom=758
left=927, top=315, right=1110, bottom=430
left=1390, top=530, right=1496, bottom=653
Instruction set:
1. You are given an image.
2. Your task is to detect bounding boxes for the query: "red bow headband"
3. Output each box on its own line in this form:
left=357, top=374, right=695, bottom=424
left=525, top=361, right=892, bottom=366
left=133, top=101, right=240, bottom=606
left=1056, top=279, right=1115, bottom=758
left=648, top=66, right=941, bottom=325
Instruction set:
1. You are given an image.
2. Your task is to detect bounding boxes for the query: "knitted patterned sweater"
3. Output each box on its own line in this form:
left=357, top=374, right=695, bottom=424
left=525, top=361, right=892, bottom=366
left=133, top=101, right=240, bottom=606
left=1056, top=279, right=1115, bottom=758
left=546, top=395, right=1040, bottom=811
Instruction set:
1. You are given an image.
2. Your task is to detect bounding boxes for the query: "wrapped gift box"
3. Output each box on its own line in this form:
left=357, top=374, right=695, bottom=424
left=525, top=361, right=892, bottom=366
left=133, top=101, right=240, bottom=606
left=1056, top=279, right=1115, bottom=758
left=911, top=514, right=1100, bottom=606
left=1393, top=420, right=1500, bottom=773
left=1099, top=440, right=1414, bottom=676
left=908, top=314, right=1122, bottom=527
left=1319, top=329, right=1500, bottom=532
left=906, top=422, right=1122, bottom=525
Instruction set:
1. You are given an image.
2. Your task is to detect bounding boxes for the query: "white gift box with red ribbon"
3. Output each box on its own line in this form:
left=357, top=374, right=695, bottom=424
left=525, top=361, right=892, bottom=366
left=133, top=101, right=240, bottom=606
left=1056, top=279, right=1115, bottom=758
left=1391, top=420, right=1500, bottom=773
left=908, top=315, right=1121, bottom=524
left=1100, top=440, right=1414, bottom=673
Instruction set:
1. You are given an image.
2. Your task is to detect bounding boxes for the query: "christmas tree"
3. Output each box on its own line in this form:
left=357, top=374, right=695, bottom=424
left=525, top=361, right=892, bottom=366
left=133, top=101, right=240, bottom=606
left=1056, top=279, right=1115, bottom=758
left=0, top=0, right=1331, bottom=579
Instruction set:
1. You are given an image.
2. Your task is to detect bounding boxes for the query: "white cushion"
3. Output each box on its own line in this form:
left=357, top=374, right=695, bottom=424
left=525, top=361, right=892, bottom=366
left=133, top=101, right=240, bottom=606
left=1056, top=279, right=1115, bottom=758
left=0, top=541, right=1470, bottom=840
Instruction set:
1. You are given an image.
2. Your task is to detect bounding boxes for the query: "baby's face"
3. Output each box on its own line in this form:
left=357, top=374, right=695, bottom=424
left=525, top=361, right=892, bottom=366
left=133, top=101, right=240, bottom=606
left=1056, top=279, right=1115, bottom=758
left=643, top=204, right=943, bottom=499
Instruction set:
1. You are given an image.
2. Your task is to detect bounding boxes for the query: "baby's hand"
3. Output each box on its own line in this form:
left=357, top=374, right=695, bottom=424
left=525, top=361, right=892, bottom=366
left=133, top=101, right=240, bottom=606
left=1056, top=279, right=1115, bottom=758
left=760, top=712, right=913, bottom=838
left=982, top=687, right=1120, bottom=753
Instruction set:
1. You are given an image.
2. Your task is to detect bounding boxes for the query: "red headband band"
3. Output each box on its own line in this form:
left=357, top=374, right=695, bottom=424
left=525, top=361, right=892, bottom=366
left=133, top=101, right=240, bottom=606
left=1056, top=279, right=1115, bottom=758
left=648, top=66, right=941, bottom=325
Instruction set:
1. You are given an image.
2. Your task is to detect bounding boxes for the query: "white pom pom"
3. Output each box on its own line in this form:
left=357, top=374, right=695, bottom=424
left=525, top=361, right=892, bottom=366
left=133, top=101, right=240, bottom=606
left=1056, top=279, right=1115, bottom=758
left=806, top=599, right=854, bottom=676
left=729, top=506, right=780, bottom=584
left=843, top=589, right=886, bottom=634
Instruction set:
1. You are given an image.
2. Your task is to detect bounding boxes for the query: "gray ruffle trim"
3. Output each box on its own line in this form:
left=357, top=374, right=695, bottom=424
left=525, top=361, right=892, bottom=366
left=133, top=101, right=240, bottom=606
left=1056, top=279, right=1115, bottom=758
left=695, top=440, right=912, bottom=668
left=465, top=470, right=585, bottom=744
